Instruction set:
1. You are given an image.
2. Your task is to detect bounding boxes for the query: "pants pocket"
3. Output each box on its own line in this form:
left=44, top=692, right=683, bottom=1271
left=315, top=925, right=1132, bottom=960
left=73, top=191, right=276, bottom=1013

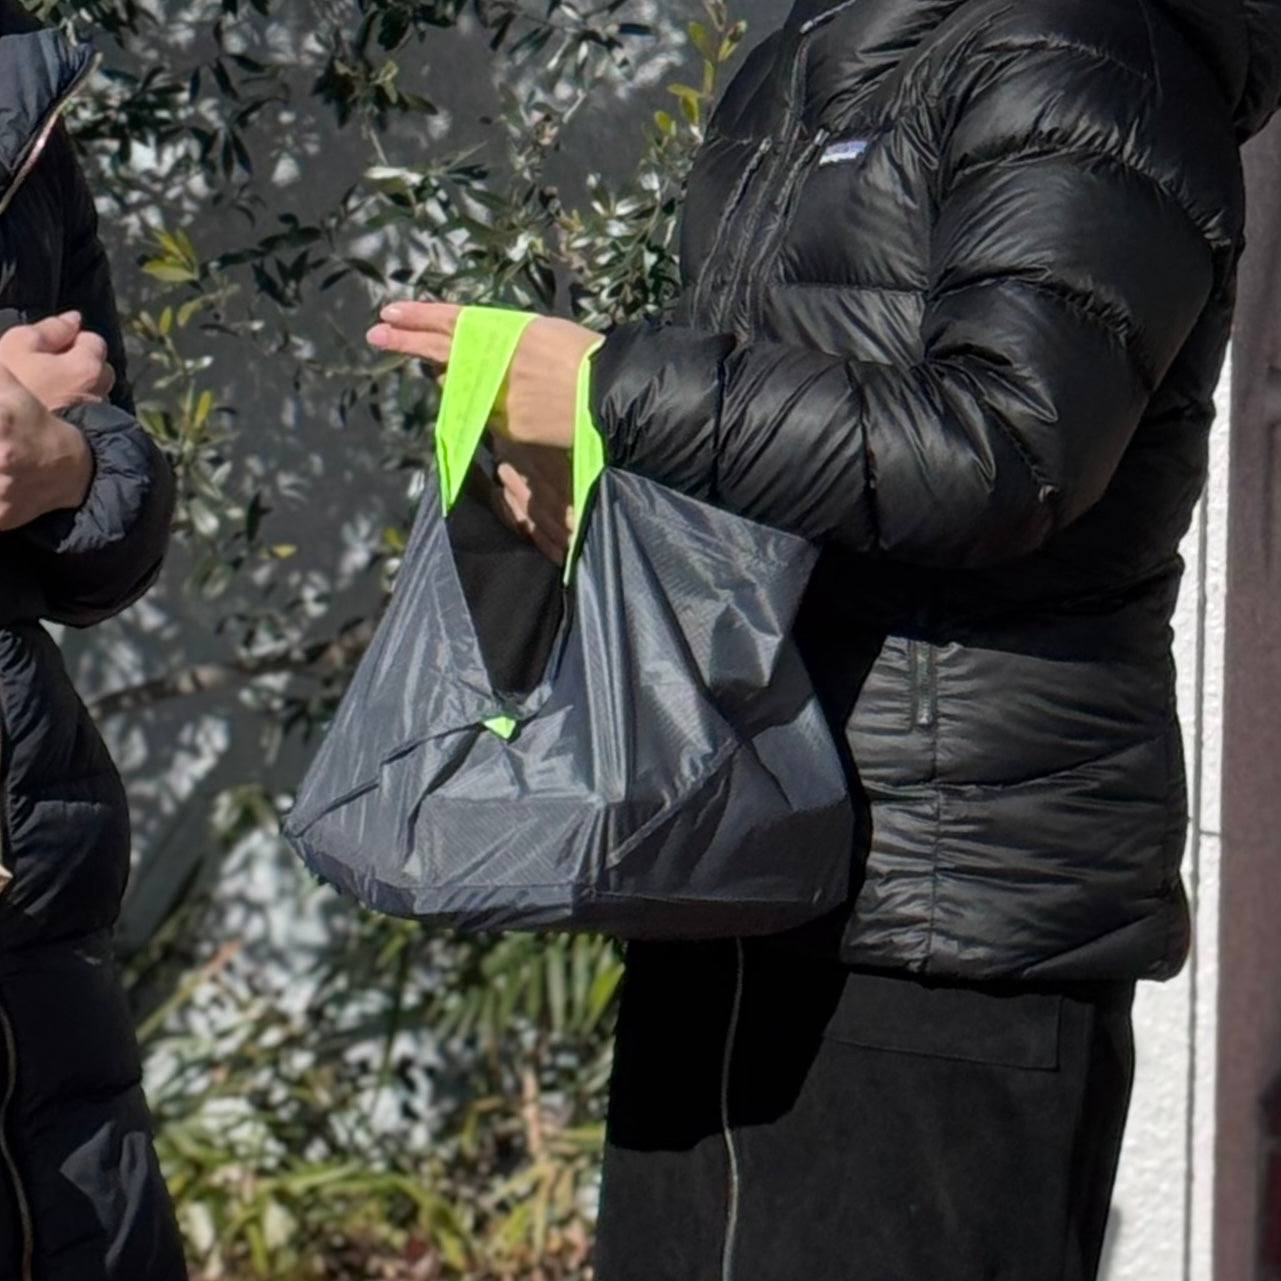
left=821, top=969, right=1062, bottom=1070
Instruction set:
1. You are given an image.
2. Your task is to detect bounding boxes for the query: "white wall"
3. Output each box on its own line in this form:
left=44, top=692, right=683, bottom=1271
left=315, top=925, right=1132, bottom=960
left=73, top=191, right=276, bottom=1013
left=1105, top=356, right=1232, bottom=1281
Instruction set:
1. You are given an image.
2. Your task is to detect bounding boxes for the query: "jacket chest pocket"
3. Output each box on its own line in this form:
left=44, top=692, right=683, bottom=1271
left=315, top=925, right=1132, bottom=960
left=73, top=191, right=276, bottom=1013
left=777, top=126, right=928, bottom=292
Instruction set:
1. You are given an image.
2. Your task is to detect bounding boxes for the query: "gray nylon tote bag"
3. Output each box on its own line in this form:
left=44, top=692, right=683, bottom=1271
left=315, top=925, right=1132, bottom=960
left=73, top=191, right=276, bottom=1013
left=284, top=306, right=853, bottom=938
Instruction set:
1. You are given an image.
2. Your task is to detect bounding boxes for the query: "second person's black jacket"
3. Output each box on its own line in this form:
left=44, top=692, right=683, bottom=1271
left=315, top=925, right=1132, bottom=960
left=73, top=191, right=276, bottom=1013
left=590, top=0, right=1281, bottom=982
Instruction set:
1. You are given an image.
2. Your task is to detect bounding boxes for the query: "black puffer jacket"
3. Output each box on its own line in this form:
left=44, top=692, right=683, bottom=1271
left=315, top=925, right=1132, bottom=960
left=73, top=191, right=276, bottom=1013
left=591, top=0, right=1281, bottom=981
left=0, top=5, right=183, bottom=1278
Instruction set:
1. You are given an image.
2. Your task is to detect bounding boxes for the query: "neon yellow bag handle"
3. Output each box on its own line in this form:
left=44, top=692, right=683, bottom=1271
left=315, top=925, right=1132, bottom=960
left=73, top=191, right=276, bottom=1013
left=433, top=306, right=605, bottom=740
left=434, top=305, right=606, bottom=585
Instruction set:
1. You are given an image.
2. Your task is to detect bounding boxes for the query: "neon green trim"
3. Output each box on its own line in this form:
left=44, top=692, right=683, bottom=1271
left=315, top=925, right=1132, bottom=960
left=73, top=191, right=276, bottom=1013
left=435, top=307, right=539, bottom=512
left=432, top=307, right=606, bottom=733
left=565, top=336, right=607, bottom=584
left=482, top=715, right=518, bottom=740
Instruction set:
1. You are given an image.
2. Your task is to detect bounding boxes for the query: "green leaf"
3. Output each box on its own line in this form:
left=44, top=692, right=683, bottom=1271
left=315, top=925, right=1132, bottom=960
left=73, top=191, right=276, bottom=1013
left=193, top=389, right=214, bottom=429
left=90, top=0, right=748, bottom=1269
left=547, top=939, right=567, bottom=1036
left=177, top=296, right=206, bottom=327
left=688, top=19, right=714, bottom=60
left=668, top=82, right=702, bottom=126
left=143, top=261, right=200, bottom=284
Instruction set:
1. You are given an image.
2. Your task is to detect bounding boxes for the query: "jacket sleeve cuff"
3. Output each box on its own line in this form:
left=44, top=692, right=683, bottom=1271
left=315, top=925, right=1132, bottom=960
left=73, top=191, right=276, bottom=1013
left=589, top=319, right=737, bottom=501
left=22, top=402, right=170, bottom=559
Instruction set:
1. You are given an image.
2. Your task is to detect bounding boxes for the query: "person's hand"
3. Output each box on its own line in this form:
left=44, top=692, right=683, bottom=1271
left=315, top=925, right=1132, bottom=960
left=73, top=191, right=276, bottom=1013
left=367, top=301, right=601, bottom=451
left=0, top=364, right=94, bottom=529
left=490, top=436, right=574, bottom=566
left=0, top=311, right=115, bottom=411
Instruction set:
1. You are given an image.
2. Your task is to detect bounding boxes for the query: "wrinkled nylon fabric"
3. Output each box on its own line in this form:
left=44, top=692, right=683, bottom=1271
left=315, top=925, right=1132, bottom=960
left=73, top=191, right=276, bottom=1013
left=588, top=0, right=1281, bottom=981
left=287, top=314, right=854, bottom=936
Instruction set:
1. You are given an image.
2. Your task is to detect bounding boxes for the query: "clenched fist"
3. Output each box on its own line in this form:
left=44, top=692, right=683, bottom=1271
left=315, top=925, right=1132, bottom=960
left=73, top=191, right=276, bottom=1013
left=0, top=364, right=93, bottom=530
left=0, top=311, right=115, bottom=411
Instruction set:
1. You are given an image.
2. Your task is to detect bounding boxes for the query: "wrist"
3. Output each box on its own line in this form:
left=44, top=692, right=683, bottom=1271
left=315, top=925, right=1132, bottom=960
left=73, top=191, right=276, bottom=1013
left=48, top=414, right=94, bottom=512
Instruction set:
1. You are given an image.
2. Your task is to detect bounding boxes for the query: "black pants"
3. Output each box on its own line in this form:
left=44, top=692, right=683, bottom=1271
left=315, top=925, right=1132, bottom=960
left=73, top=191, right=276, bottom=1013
left=595, top=940, right=1135, bottom=1281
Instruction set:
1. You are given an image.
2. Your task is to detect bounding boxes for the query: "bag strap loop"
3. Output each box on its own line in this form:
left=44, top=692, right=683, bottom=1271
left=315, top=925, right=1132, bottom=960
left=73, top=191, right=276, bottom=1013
left=434, top=306, right=606, bottom=584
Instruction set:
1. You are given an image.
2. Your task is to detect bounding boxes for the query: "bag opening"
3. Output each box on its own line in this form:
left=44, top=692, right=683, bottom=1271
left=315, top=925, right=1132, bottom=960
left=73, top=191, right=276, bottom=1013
left=446, top=442, right=566, bottom=702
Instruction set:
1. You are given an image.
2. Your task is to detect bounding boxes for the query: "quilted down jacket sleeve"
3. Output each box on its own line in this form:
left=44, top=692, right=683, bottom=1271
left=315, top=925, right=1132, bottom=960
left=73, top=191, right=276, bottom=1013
left=17, top=127, right=174, bottom=626
left=590, top=33, right=1233, bottom=569
left=20, top=401, right=175, bottom=626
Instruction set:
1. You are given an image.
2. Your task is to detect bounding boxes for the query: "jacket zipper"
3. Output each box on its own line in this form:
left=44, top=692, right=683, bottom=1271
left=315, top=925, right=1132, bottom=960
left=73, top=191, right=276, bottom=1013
left=735, top=125, right=831, bottom=335
left=0, top=998, right=33, bottom=1281
left=709, top=28, right=815, bottom=334
left=731, top=1, right=872, bottom=334
left=0, top=50, right=100, bottom=218
left=708, top=136, right=787, bottom=333
left=690, top=136, right=775, bottom=326
left=908, top=639, right=937, bottom=730
left=0, top=720, right=10, bottom=901
left=712, top=2, right=856, bottom=336
left=711, top=0, right=895, bottom=336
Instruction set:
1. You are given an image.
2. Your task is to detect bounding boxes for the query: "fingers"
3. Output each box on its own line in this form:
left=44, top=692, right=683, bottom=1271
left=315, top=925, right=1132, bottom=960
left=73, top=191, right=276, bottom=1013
left=495, top=461, right=572, bottom=564
left=73, top=330, right=108, bottom=363
left=59, top=334, right=113, bottom=406
left=367, top=300, right=461, bottom=363
left=27, top=311, right=83, bottom=353
left=496, top=464, right=571, bottom=559
left=378, top=301, right=461, bottom=333
left=368, top=298, right=578, bottom=567
left=502, top=486, right=567, bottom=566
left=491, top=438, right=570, bottom=486
left=91, top=359, right=117, bottom=400
left=366, top=323, right=452, bottom=364
left=495, top=457, right=572, bottom=531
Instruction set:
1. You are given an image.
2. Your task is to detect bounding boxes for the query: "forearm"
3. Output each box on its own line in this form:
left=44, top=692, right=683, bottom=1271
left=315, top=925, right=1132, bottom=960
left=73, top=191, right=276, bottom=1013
left=591, top=268, right=1204, bottom=570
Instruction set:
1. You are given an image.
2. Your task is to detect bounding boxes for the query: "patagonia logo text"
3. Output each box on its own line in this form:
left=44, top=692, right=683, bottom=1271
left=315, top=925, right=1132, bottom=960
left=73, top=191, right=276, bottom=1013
left=819, top=138, right=870, bottom=167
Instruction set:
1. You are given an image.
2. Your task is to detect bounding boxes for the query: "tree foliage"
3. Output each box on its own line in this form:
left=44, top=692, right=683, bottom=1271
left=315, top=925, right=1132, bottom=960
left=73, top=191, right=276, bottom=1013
left=20, top=0, right=745, bottom=1275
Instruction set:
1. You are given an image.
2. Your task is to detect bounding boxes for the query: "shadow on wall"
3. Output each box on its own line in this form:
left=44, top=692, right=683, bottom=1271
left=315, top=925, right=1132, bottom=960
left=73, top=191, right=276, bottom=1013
left=63, top=0, right=785, bottom=963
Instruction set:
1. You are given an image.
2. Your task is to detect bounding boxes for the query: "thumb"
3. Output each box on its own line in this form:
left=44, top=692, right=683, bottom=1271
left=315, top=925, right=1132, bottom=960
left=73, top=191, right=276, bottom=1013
left=0, top=361, right=42, bottom=407
left=0, top=362, right=32, bottom=426
left=27, top=310, right=82, bottom=353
